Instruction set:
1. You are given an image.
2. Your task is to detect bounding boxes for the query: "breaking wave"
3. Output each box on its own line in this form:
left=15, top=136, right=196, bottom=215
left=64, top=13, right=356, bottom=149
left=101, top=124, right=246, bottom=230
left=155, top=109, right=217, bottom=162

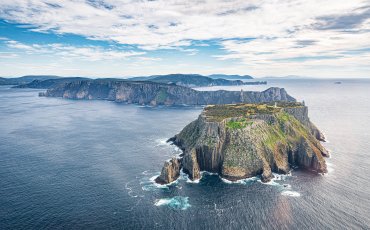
left=154, top=196, right=191, bottom=210
left=281, top=191, right=301, bottom=197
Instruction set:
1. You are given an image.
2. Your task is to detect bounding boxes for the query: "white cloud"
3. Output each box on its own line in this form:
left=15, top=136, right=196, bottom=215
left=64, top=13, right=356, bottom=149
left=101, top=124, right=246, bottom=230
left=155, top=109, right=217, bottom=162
left=0, top=0, right=369, bottom=77
left=5, top=40, right=145, bottom=61
left=214, top=27, right=370, bottom=77
left=0, top=0, right=367, bottom=48
left=136, top=57, right=162, bottom=62
left=0, top=52, right=18, bottom=58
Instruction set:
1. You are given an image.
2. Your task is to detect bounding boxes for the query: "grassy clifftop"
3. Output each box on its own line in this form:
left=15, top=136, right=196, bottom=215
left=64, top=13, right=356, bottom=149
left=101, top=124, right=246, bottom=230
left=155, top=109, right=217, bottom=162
left=204, top=102, right=303, bottom=122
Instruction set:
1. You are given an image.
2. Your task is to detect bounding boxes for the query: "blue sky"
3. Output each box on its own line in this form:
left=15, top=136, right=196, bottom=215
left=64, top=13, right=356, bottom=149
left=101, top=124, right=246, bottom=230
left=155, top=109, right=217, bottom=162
left=0, top=0, right=369, bottom=78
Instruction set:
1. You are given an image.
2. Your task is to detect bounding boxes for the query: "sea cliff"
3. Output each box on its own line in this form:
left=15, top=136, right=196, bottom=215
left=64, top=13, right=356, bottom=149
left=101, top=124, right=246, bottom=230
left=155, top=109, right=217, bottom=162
left=156, top=102, right=329, bottom=184
left=40, top=80, right=294, bottom=106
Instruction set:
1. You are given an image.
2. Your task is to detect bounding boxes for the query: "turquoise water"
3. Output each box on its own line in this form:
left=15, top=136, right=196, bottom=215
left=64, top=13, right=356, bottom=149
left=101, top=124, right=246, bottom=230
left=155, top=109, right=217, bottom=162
left=0, top=79, right=369, bottom=229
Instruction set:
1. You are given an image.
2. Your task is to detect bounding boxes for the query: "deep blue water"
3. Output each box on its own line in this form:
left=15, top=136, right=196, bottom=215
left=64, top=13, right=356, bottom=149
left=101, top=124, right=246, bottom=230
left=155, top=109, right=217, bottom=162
left=1, top=79, right=370, bottom=229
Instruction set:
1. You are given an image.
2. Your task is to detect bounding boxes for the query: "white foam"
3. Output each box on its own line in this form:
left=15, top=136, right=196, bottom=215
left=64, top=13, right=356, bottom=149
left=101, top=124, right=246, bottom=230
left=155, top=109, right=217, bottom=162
left=141, top=174, right=179, bottom=191
left=155, top=138, right=183, bottom=158
left=154, top=196, right=191, bottom=210
left=127, top=191, right=138, bottom=198
left=257, top=172, right=292, bottom=186
left=125, top=181, right=139, bottom=198
left=137, top=104, right=154, bottom=108
left=154, top=199, right=171, bottom=206
left=180, top=170, right=202, bottom=184
left=221, top=176, right=258, bottom=185
left=259, top=179, right=281, bottom=186
left=186, top=177, right=200, bottom=184
left=281, top=191, right=301, bottom=197
left=326, top=162, right=334, bottom=173
left=141, top=170, right=149, bottom=175
left=274, top=172, right=291, bottom=180
left=155, top=138, right=170, bottom=147
left=201, top=171, right=219, bottom=176
left=152, top=175, right=179, bottom=186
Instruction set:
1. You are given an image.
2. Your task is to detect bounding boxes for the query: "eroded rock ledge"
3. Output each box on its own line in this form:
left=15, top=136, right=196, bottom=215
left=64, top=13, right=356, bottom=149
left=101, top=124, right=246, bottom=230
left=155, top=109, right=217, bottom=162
left=156, top=102, right=329, bottom=184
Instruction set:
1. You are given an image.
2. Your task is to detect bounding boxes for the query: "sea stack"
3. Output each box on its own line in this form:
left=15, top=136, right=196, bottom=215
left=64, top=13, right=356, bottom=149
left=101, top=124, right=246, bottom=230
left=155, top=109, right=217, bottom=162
left=156, top=102, right=329, bottom=184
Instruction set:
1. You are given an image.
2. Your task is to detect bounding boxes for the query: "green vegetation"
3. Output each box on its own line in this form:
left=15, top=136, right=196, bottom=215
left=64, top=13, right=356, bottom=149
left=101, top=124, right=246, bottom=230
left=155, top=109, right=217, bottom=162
left=226, top=118, right=253, bottom=129
left=264, top=125, right=287, bottom=149
left=262, top=112, right=311, bottom=150
left=278, top=112, right=290, bottom=122
left=155, top=88, right=168, bottom=102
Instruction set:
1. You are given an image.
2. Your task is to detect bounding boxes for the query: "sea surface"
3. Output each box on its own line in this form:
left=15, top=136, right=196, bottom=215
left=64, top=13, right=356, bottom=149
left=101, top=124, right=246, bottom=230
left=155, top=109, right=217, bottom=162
left=1, top=78, right=370, bottom=229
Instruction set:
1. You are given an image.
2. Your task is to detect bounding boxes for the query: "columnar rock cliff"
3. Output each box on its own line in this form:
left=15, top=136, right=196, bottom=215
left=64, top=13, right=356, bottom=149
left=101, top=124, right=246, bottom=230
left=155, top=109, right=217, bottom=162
left=156, top=102, right=329, bottom=184
left=40, top=80, right=295, bottom=106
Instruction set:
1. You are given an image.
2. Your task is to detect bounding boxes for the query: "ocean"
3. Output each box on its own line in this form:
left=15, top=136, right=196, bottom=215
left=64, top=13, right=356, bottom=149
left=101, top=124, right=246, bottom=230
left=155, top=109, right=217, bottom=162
left=0, top=78, right=369, bottom=229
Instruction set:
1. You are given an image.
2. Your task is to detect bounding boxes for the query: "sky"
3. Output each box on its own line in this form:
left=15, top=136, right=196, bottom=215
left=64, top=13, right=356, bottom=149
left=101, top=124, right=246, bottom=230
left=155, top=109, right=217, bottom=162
left=0, top=0, right=369, bottom=78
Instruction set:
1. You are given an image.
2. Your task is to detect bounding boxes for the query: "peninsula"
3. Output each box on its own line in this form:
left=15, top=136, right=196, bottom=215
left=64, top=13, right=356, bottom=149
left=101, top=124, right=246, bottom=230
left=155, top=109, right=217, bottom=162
left=39, top=79, right=294, bottom=106
left=156, top=102, right=329, bottom=184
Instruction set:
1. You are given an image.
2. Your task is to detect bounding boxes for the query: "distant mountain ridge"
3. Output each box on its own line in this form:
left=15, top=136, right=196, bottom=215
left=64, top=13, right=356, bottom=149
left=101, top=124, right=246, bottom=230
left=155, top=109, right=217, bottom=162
left=127, top=74, right=263, bottom=87
left=13, top=77, right=90, bottom=89
left=0, top=75, right=61, bottom=85
left=207, top=74, right=253, bottom=80
left=9, top=74, right=265, bottom=89
left=129, top=74, right=254, bottom=81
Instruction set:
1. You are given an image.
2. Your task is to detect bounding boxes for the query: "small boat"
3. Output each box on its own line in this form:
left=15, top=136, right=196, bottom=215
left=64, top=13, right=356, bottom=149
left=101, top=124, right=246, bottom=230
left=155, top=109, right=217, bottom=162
left=334, top=81, right=342, bottom=84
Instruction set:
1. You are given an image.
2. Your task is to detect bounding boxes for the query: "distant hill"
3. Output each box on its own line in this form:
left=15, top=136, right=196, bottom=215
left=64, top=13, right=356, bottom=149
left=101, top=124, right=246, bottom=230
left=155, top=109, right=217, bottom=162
left=128, top=74, right=204, bottom=82
left=3, top=74, right=265, bottom=89
left=0, top=75, right=61, bottom=85
left=14, top=77, right=90, bottom=89
left=127, top=74, right=263, bottom=87
left=207, top=74, right=253, bottom=80
left=261, top=75, right=313, bottom=80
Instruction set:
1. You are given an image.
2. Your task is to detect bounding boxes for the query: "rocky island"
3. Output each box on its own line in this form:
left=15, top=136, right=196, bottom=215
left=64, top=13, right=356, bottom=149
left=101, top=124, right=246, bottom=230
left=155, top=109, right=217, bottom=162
left=156, top=102, right=329, bottom=184
left=39, top=79, right=294, bottom=106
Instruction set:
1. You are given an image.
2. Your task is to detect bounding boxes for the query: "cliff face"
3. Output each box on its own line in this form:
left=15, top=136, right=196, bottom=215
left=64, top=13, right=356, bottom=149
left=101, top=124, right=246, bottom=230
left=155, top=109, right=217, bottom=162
left=41, top=80, right=295, bottom=106
left=157, top=103, right=329, bottom=184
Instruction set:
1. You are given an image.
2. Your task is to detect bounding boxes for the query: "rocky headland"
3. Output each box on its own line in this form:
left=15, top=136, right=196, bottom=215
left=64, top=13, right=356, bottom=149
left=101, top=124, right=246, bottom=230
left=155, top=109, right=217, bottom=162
left=155, top=102, right=329, bottom=184
left=39, top=79, right=294, bottom=106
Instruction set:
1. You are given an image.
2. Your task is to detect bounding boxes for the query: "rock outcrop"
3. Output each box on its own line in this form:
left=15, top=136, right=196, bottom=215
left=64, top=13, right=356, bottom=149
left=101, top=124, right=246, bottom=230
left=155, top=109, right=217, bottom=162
left=40, top=79, right=295, bottom=106
left=155, top=158, right=182, bottom=184
left=156, top=102, right=329, bottom=184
